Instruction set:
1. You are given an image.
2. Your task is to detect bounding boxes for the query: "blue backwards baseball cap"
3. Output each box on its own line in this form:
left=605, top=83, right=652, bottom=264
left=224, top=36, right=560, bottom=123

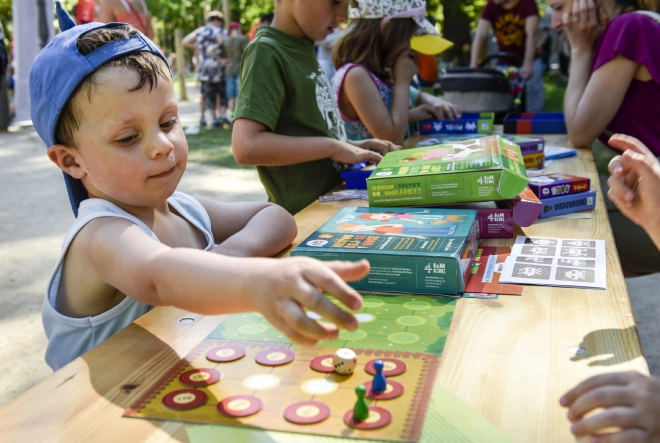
left=30, top=2, right=168, bottom=216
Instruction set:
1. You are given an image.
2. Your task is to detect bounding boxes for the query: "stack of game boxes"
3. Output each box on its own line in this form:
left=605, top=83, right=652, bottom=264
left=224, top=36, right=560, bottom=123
left=527, top=173, right=595, bottom=218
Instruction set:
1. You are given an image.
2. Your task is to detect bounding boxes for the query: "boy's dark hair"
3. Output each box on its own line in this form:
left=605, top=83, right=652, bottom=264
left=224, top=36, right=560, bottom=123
left=333, top=18, right=418, bottom=81
left=260, top=12, right=274, bottom=24
left=55, top=24, right=169, bottom=147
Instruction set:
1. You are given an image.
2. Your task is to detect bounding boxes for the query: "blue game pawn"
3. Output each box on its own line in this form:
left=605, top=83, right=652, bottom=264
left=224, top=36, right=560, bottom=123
left=372, top=360, right=387, bottom=393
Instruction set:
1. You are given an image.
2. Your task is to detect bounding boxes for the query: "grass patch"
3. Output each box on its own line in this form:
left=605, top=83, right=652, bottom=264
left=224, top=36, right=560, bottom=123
left=186, top=125, right=253, bottom=169
left=543, top=74, right=565, bottom=113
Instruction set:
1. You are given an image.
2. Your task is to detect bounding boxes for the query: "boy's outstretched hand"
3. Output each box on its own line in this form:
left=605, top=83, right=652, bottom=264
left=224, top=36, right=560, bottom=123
left=330, top=140, right=384, bottom=165
left=350, top=138, right=400, bottom=156
left=607, top=134, right=660, bottom=241
left=254, top=258, right=370, bottom=346
left=560, top=371, right=660, bottom=442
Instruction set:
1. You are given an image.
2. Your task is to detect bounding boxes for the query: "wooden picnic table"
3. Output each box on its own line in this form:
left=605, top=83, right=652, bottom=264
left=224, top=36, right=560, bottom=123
left=0, top=134, right=648, bottom=442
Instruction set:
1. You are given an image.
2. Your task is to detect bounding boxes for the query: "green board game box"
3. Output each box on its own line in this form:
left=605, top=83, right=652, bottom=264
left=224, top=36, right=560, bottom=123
left=290, top=206, right=479, bottom=296
left=367, top=135, right=529, bottom=207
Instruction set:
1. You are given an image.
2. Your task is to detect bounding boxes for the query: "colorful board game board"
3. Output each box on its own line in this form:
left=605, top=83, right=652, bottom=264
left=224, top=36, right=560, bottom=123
left=125, top=340, right=439, bottom=442
left=209, top=294, right=456, bottom=355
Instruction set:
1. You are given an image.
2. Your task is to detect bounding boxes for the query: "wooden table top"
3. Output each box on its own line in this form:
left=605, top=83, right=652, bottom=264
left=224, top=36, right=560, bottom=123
left=0, top=134, right=648, bottom=442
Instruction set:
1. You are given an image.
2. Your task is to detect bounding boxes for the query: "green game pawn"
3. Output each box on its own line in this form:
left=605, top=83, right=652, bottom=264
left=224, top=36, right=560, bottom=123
left=353, top=385, right=369, bottom=421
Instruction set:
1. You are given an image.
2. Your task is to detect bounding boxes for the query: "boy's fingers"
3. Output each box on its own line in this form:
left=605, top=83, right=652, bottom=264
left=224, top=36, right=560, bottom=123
left=561, top=373, right=635, bottom=407
left=567, top=386, right=636, bottom=421
left=609, top=134, right=655, bottom=157
left=360, top=150, right=383, bottom=164
left=295, top=284, right=359, bottom=333
left=304, top=262, right=365, bottom=313
left=591, top=429, right=649, bottom=443
left=571, top=407, right=638, bottom=436
left=325, top=259, right=371, bottom=282
left=282, top=301, right=330, bottom=343
left=276, top=316, right=322, bottom=346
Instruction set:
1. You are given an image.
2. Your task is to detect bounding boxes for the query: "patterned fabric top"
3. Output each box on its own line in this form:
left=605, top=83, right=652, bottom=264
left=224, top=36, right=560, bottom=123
left=196, top=25, right=224, bottom=82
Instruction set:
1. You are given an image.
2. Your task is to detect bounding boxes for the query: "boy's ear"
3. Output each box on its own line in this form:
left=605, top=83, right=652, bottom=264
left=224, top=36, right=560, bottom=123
left=47, top=144, right=86, bottom=179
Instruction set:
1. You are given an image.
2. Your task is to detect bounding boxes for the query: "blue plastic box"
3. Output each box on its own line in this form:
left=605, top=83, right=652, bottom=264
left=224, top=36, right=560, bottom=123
left=503, top=112, right=567, bottom=134
left=340, top=163, right=375, bottom=189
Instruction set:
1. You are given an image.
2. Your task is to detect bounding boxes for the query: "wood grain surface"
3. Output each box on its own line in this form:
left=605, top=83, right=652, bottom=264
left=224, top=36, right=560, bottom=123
left=0, top=135, right=647, bottom=442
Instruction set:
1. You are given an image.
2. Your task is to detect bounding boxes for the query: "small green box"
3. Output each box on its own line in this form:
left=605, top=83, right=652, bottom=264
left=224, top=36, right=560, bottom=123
left=368, top=135, right=528, bottom=207
left=290, top=206, right=479, bottom=296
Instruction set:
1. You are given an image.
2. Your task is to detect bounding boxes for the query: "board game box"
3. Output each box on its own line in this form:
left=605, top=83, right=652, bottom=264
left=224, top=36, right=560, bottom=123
left=539, top=189, right=597, bottom=218
left=419, top=112, right=494, bottom=135
left=434, top=201, right=513, bottom=238
left=503, top=112, right=567, bottom=134
left=528, top=173, right=590, bottom=199
left=367, top=135, right=529, bottom=207
left=290, top=206, right=479, bottom=296
left=523, top=151, right=545, bottom=170
left=418, top=133, right=544, bottom=155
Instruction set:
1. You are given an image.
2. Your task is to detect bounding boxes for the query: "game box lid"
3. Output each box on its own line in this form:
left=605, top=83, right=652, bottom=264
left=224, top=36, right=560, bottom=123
left=367, top=135, right=529, bottom=206
left=291, top=207, right=480, bottom=295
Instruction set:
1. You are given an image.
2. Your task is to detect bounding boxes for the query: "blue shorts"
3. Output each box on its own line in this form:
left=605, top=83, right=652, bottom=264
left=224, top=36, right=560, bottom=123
left=226, top=74, right=240, bottom=99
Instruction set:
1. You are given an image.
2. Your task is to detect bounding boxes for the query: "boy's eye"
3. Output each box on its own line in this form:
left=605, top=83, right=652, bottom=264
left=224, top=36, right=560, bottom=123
left=116, top=135, right=137, bottom=145
left=160, top=119, right=177, bottom=130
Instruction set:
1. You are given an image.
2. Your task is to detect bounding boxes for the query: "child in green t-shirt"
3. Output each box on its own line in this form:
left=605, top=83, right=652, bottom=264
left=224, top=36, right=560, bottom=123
left=232, top=0, right=399, bottom=215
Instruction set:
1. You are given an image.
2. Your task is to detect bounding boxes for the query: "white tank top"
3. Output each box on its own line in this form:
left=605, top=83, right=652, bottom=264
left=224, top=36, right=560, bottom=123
left=42, top=192, right=215, bottom=371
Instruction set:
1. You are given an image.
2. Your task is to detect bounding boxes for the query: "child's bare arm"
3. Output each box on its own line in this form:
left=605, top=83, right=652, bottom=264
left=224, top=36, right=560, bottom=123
left=73, top=219, right=369, bottom=345
left=232, top=118, right=383, bottom=166
left=339, top=60, right=415, bottom=144
left=195, top=197, right=297, bottom=257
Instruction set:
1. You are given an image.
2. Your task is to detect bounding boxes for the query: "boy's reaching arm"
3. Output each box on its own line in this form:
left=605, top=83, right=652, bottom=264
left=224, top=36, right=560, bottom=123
left=232, top=118, right=383, bottom=166
left=72, top=218, right=370, bottom=345
left=195, top=197, right=298, bottom=257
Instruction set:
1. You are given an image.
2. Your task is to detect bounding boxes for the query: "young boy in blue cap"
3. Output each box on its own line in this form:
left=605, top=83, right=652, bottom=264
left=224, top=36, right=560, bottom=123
left=33, top=3, right=369, bottom=371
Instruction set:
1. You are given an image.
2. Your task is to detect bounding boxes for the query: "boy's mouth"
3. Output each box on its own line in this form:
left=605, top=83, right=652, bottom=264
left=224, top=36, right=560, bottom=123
left=151, top=166, right=175, bottom=179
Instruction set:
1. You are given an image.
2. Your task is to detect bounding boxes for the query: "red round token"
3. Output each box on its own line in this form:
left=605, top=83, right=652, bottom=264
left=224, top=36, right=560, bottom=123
left=162, top=389, right=208, bottom=410
left=284, top=401, right=331, bottom=425
left=343, top=406, right=392, bottom=430
left=206, top=345, right=246, bottom=363
left=309, top=355, right=335, bottom=373
left=364, top=380, right=404, bottom=400
left=179, top=368, right=221, bottom=387
left=365, top=358, right=407, bottom=377
left=255, top=349, right=295, bottom=366
left=217, top=395, right=263, bottom=417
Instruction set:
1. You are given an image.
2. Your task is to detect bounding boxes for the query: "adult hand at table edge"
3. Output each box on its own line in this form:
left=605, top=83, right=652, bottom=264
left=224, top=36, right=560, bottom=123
left=559, top=371, right=660, bottom=441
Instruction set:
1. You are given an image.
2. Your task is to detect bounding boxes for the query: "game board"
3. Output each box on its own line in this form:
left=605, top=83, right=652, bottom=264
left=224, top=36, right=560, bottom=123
left=209, top=294, right=456, bottom=355
left=125, top=340, right=439, bottom=442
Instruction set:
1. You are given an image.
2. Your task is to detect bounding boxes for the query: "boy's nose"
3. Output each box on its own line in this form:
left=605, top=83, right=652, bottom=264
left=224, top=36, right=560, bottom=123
left=148, top=133, right=174, bottom=159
